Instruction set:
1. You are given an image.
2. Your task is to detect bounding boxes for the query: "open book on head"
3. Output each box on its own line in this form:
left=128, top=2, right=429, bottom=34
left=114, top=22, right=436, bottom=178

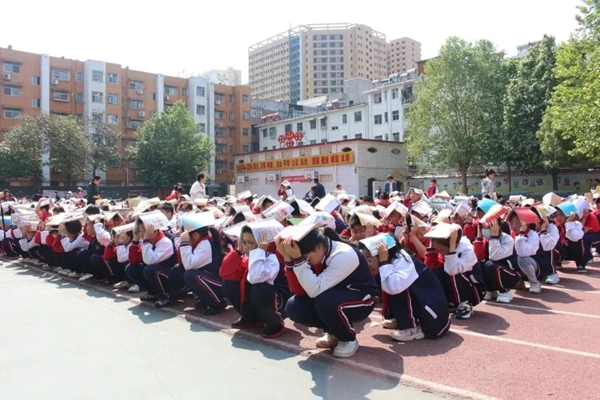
left=262, top=200, right=294, bottom=221
left=359, top=233, right=397, bottom=257
left=276, top=223, right=318, bottom=242
left=112, top=222, right=135, bottom=237
left=136, top=210, right=171, bottom=231
left=246, top=218, right=284, bottom=244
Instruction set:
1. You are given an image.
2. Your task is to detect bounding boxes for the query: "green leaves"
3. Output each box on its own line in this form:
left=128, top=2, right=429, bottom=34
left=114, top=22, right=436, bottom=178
left=407, top=37, right=506, bottom=192
left=129, top=100, right=213, bottom=189
left=85, top=116, right=122, bottom=175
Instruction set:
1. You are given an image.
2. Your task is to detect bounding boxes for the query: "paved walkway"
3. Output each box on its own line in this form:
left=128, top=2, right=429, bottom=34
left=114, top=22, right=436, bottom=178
left=0, top=259, right=444, bottom=400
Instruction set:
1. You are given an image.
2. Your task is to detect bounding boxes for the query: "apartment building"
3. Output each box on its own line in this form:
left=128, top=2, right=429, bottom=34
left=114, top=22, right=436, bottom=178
left=0, top=46, right=250, bottom=187
left=213, top=84, right=252, bottom=184
left=388, top=37, right=422, bottom=74
left=255, top=71, right=417, bottom=150
left=249, top=23, right=389, bottom=103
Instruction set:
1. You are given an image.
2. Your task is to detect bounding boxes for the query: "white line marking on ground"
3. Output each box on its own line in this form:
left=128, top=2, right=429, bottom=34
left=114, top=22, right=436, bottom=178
left=451, top=328, right=600, bottom=360
left=484, top=301, right=600, bottom=319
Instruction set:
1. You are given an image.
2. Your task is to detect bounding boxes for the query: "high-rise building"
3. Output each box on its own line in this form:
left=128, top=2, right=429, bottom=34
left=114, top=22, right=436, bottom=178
left=388, top=37, right=422, bottom=75
left=202, top=67, right=242, bottom=86
left=0, top=46, right=248, bottom=188
left=249, top=23, right=389, bottom=103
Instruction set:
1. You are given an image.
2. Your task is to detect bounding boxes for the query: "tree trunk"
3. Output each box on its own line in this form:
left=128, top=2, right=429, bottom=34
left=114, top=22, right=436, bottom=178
left=507, top=163, right=512, bottom=194
left=461, top=170, right=468, bottom=195
left=551, top=169, right=559, bottom=191
left=66, top=174, right=72, bottom=190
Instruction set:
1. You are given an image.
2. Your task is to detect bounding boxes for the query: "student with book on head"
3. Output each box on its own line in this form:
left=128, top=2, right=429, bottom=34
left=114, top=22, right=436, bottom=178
left=554, top=202, right=587, bottom=273
left=56, top=218, right=90, bottom=278
left=508, top=207, right=546, bottom=293
left=358, top=234, right=450, bottom=342
left=179, top=213, right=227, bottom=315
left=219, top=219, right=290, bottom=338
left=276, top=225, right=379, bottom=358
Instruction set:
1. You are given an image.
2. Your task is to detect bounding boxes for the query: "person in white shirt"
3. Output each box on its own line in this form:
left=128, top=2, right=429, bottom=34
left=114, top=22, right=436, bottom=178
left=190, top=173, right=208, bottom=200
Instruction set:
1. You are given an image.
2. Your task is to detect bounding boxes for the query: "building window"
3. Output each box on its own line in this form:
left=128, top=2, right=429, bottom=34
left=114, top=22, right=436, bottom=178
left=196, top=86, right=205, bottom=97
left=251, top=109, right=262, bottom=118
left=392, top=88, right=399, bottom=99
left=243, top=128, right=249, bottom=136
left=374, top=114, right=382, bottom=124
left=128, top=120, right=143, bottom=129
left=196, top=105, right=205, bottom=115
left=215, top=93, right=224, bottom=103
left=355, top=133, right=363, bottom=139
left=31, top=99, right=41, bottom=108
left=229, top=128, right=235, bottom=137
left=242, top=144, right=250, bottom=153
left=92, top=91, right=103, bottom=103
left=229, top=95, right=234, bottom=103
left=310, top=140, right=317, bottom=145
left=384, top=112, right=388, bottom=123
left=130, top=80, right=143, bottom=90
left=297, top=122, right=303, bottom=131
left=107, top=115, right=118, bottom=125
left=108, top=73, right=118, bottom=84
left=393, top=132, right=400, bottom=142
left=151, top=93, right=157, bottom=101
left=3, top=108, right=21, bottom=119
left=242, top=94, right=249, bottom=102
left=262, top=129, right=267, bottom=138
left=342, top=114, right=347, bottom=124
left=31, top=76, right=40, bottom=85
left=3, top=62, right=20, bottom=73
left=320, top=118, right=327, bottom=128
left=182, top=87, right=188, bottom=96
left=76, top=72, right=83, bottom=82
left=242, top=112, right=250, bottom=120
left=229, top=145, right=235, bottom=154
left=342, top=135, right=348, bottom=140
left=268, top=127, right=276, bottom=137
left=374, top=93, right=382, bottom=104
left=354, top=111, right=362, bottom=122
left=165, top=86, right=177, bottom=95
left=92, top=70, right=104, bottom=83
left=285, top=124, right=292, bottom=132
left=310, top=120, right=316, bottom=129
left=53, top=90, right=69, bottom=102
left=52, top=69, right=70, bottom=81
left=129, top=100, right=143, bottom=109
left=215, top=128, right=224, bottom=137
left=215, top=111, right=224, bottom=119
left=228, top=112, right=234, bottom=121
left=106, top=94, right=118, bottom=105
left=3, top=85, right=20, bottom=96
left=392, top=110, right=400, bottom=121
left=375, top=135, right=383, bottom=140
left=198, top=123, right=206, bottom=133
left=74, top=93, right=83, bottom=103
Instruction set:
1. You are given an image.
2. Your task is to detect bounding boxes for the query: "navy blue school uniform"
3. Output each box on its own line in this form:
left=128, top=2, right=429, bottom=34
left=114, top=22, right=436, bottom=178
left=141, top=231, right=183, bottom=298
left=380, top=251, right=450, bottom=339
left=481, top=233, right=520, bottom=292
left=181, top=236, right=226, bottom=309
left=285, top=239, right=380, bottom=342
left=559, top=221, right=586, bottom=268
left=78, top=236, right=106, bottom=279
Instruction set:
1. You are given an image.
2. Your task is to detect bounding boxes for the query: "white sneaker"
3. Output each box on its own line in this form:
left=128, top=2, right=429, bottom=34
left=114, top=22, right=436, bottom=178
left=455, top=301, right=474, bottom=319
left=593, top=251, right=600, bottom=257
left=545, top=273, right=560, bottom=285
left=390, top=327, right=425, bottom=342
left=332, top=340, right=359, bottom=358
left=128, top=284, right=141, bottom=293
left=315, top=333, right=338, bottom=349
left=113, top=281, right=131, bottom=290
left=529, top=282, right=542, bottom=294
left=381, top=318, right=397, bottom=329
left=496, top=291, right=513, bottom=303
left=79, top=273, right=94, bottom=282
left=42, top=264, right=52, bottom=271
left=68, top=272, right=83, bottom=278
left=59, top=269, right=72, bottom=276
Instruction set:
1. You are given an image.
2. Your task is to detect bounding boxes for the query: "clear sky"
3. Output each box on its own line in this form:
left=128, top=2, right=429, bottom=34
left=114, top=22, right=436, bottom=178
left=0, top=0, right=582, bottom=82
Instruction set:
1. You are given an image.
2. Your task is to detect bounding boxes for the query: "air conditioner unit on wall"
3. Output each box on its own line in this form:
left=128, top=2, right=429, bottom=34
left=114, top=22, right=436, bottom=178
left=137, top=89, right=143, bottom=95
left=2, top=73, right=10, bottom=80
left=304, top=170, right=318, bottom=180
left=51, top=79, right=59, bottom=85
left=237, top=175, right=245, bottom=184
left=216, top=122, right=223, bottom=127
left=138, top=111, right=145, bottom=117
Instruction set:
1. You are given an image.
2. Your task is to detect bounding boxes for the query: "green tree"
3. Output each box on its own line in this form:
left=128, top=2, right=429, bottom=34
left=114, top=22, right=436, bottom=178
left=3, top=114, right=90, bottom=187
left=499, top=35, right=558, bottom=192
left=85, top=116, right=122, bottom=177
left=0, top=142, right=43, bottom=184
left=542, top=0, right=600, bottom=163
left=538, top=112, right=577, bottom=190
left=406, top=37, right=506, bottom=193
left=129, top=100, right=213, bottom=190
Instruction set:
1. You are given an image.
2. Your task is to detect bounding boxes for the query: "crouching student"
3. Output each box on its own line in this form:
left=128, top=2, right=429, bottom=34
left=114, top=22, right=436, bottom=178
left=278, top=226, right=380, bottom=358
left=474, top=218, right=519, bottom=303
left=508, top=207, right=545, bottom=293
left=358, top=236, right=450, bottom=342
left=102, top=225, right=135, bottom=288
left=123, top=228, right=145, bottom=293
left=77, top=215, right=108, bottom=282
left=57, top=219, right=90, bottom=278
left=18, top=224, right=40, bottom=263
left=220, top=223, right=290, bottom=338
left=554, top=202, right=587, bottom=273
left=425, top=223, right=486, bottom=319
left=532, top=205, right=561, bottom=284
left=179, top=213, right=227, bottom=315
left=140, top=218, right=182, bottom=308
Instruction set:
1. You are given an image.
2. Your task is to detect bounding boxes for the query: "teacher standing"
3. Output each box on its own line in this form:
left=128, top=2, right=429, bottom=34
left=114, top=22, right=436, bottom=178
left=481, top=169, right=496, bottom=199
left=190, top=173, right=208, bottom=200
